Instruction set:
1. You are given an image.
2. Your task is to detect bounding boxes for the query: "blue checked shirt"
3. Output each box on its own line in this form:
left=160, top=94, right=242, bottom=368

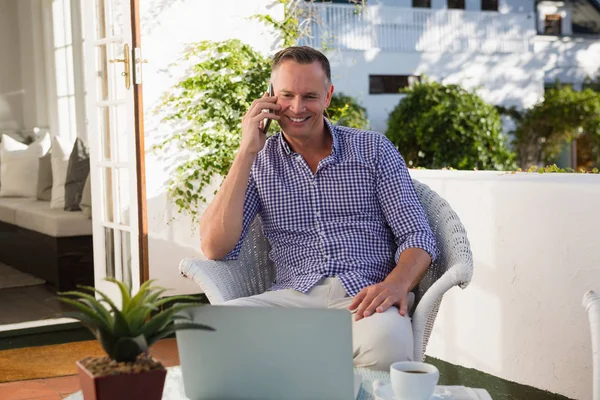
left=224, top=118, right=438, bottom=297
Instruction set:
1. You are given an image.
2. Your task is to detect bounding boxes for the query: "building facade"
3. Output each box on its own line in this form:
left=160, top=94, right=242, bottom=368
left=300, top=0, right=600, bottom=133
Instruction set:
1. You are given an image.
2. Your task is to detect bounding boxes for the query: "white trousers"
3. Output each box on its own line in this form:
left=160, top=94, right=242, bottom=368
left=223, top=277, right=413, bottom=371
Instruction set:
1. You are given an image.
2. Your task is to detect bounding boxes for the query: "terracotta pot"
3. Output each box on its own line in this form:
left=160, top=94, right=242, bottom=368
left=76, top=359, right=167, bottom=400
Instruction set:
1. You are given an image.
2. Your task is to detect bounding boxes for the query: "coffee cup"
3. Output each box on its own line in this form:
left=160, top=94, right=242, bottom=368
left=390, top=361, right=439, bottom=400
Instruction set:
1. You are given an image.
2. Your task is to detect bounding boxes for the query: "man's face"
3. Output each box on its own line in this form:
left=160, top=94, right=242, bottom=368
left=271, top=60, right=334, bottom=139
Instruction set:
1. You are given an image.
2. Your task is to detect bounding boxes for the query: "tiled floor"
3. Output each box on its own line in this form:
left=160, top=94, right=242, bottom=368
left=0, top=284, right=70, bottom=325
left=0, top=338, right=180, bottom=400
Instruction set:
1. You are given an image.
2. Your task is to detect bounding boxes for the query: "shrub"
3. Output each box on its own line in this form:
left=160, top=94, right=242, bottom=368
left=327, top=92, right=369, bottom=129
left=385, top=80, right=515, bottom=170
left=498, top=84, right=600, bottom=168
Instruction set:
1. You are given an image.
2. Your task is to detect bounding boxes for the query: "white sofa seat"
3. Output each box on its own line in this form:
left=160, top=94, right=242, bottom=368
left=0, top=198, right=36, bottom=225
left=0, top=198, right=92, bottom=237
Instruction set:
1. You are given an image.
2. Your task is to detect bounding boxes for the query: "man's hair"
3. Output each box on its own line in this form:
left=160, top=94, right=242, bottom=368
left=271, top=46, right=331, bottom=85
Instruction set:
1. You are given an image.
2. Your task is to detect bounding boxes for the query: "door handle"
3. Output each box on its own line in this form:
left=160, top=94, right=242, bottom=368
left=109, top=43, right=131, bottom=90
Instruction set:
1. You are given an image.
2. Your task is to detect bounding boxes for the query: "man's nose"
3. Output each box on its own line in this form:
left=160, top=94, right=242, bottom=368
left=290, top=97, right=305, bottom=113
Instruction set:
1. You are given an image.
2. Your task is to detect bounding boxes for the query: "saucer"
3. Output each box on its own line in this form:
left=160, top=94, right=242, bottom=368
left=373, top=382, right=454, bottom=400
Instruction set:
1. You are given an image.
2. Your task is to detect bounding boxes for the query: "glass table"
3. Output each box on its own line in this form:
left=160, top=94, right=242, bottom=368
left=64, top=366, right=492, bottom=399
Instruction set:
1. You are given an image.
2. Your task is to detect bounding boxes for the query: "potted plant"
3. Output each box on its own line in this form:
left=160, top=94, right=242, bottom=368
left=58, top=278, right=213, bottom=400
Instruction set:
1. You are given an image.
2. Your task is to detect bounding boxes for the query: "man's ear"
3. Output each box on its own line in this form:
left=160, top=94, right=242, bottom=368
left=324, top=84, right=335, bottom=108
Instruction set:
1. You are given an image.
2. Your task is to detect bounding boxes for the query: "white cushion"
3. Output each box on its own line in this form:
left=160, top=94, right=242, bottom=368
left=50, top=136, right=75, bottom=209
left=0, top=198, right=36, bottom=225
left=0, top=133, right=51, bottom=198
left=15, top=200, right=93, bottom=237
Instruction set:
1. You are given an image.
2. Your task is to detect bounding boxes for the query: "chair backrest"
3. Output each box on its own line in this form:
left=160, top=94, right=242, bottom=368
left=411, top=179, right=474, bottom=308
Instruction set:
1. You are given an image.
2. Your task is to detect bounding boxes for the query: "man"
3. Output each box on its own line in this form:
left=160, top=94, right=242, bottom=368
left=199, top=46, right=437, bottom=371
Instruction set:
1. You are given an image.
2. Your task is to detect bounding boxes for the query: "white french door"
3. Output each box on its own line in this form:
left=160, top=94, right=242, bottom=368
left=82, top=0, right=143, bottom=302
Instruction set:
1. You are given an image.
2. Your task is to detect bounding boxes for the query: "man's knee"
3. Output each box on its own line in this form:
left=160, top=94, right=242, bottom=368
left=221, top=289, right=304, bottom=307
left=352, top=308, right=413, bottom=371
left=222, top=296, right=272, bottom=307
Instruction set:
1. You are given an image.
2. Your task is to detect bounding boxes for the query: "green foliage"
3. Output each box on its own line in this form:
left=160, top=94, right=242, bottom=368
left=327, top=92, right=369, bottom=129
left=582, top=69, right=600, bottom=92
left=498, top=84, right=600, bottom=168
left=385, top=80, right=515, bottom=170
left=58, top=278, right=213, bottom=363
left=507, top=164, right=600, bottom=174
left=154, top=39, right=272, bottom=218
left=250, top=0, right=305, bottom=47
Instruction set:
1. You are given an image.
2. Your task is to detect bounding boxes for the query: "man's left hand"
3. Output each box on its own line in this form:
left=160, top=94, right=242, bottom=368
left=348, top=281, right=410, bottom=321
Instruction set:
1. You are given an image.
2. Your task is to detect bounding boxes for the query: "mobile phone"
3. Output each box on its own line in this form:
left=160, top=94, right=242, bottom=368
left=262, top=83, right=274, bottom=134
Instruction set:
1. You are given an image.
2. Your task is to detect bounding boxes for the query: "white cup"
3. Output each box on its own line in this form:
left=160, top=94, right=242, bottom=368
left=390, top=361, right=439, bottom=400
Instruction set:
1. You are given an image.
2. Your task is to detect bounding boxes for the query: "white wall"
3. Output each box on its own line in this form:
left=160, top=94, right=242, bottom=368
left=500, top=0, right=535, bottom=13
left=0, top=0, right=24, bottom=131
left=17, top=0, right=49, bottom=132
left=534, top=35, right=600, bottom=89
left=0, top=0, right=48, bottom=134
left=328, top=50, right=544, bottom=132
left=410, top=169, right=600, bottom=400
left=141, top=0, right=281, bottom=295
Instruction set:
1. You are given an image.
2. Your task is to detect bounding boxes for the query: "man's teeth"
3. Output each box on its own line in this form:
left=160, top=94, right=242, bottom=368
left=289, top=116, right=309, bottom=122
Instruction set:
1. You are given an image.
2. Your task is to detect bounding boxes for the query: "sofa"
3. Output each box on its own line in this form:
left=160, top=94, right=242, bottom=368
left=0, top=198, right=93, bottom=291
left=0, top=131, right=94, bottom=292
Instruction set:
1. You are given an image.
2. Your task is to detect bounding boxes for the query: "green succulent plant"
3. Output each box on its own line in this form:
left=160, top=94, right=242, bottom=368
left=58, top=278, right=213, bottom=363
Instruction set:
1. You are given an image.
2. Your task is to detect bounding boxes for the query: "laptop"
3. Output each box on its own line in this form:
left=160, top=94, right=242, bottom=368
left=175, top=305, right=360, bottom=400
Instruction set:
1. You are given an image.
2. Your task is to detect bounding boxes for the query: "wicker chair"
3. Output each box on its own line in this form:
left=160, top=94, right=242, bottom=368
left=179, top=179, right=474, bottom=361
left=584, top=290, right=600, bottom=400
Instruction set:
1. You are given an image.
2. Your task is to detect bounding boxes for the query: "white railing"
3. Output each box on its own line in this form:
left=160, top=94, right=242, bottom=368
left=299, top=4, right=536, bottom=54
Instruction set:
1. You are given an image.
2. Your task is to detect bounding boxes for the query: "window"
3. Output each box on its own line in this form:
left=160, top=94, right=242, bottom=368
left=413, top=0, right=431, bottom=8
left=448, top=0, right=465, bottom=9
left=544, top=14, right=562, bottom=35
left=51, top=0, right=77, bottom=140
left=481, top=0, right=498, bottom=11
left=369, top=75, right=420, bottom=94
left=47, top=0, right=85, bottom=141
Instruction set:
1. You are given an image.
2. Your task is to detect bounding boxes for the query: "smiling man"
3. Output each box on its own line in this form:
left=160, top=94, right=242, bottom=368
left=199, top=46, right=438, bottom=371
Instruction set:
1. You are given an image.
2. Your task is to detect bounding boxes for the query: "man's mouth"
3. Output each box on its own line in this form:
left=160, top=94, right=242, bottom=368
left=287, top=116, right=310, bottom=123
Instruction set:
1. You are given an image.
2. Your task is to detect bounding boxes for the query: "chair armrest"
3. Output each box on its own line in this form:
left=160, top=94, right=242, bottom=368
left=411, top=261, right=472, bottom=361
left=179, top=257, right=276, bottom=304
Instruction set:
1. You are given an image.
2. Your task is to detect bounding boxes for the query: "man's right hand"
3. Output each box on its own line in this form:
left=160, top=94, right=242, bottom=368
left=240, top=92, right=280, bottom=155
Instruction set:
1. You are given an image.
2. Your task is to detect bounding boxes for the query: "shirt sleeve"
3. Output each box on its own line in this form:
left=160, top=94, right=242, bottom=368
left=375, top=135, right=438, bottom=263
left=221, top=171, right=261, bottom=260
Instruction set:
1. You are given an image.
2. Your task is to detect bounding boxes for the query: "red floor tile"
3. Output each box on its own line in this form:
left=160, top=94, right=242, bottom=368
left=0, top=380, right=58, bottom=400
left=43, top=375, right=80, bottom=396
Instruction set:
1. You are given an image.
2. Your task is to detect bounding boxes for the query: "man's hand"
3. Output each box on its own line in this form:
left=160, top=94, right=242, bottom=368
left=240, top=92, right=281, bottom=156
left=348, top=281, right=410, bottom=321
